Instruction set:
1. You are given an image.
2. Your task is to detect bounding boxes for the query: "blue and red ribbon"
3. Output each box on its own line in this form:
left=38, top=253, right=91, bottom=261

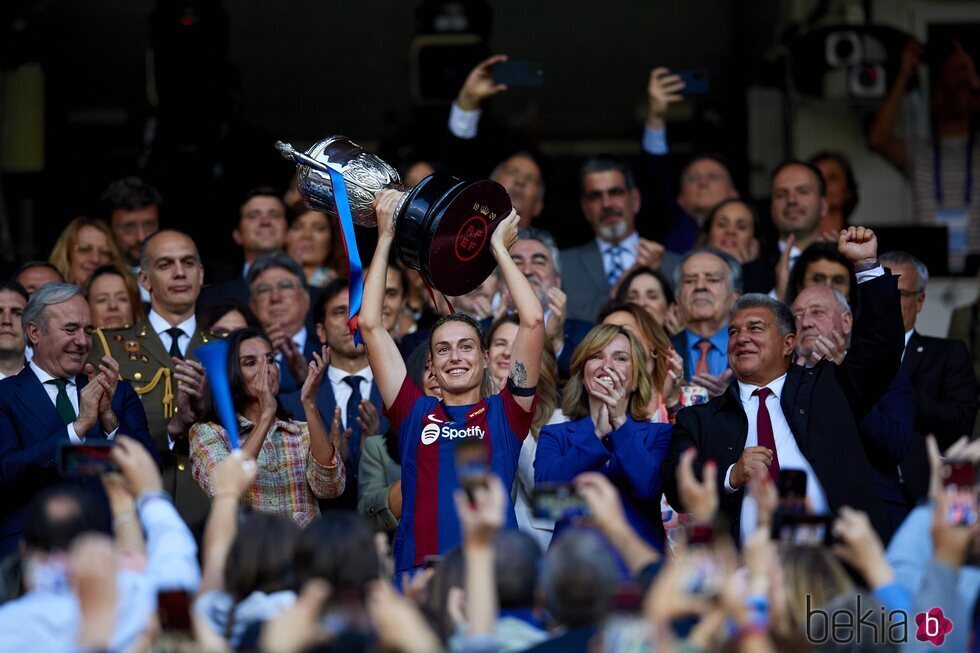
left=325, top=166, right=365, bottom=345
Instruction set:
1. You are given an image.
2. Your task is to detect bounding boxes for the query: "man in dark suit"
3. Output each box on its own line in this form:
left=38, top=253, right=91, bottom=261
left=561, top=155, right=680, bottom=323
left=280, top=279, right=388, bottom=511
left=0, top=283, right=157, bottom=556
left=89, top=230, right=212, bottom=526
left=198, top=186, right=287, bottom=311
left=246, top=252, right=321, bottom=395
left=664, top=227, right=903, bottom=544
left=880, top=251, right=979, bottom=500
left=791, top=283, right=916, bottom=536
left=669, top=248, right=741, bottom=396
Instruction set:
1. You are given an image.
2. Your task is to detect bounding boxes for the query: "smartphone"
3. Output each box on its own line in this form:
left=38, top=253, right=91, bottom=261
left=773, top=513, right=834, bottom=546
left=531, top=483, right=590, bottom=521
left=680, top=523, right=722, bottom=596
left=157, top=590, right=193, bottom=634
left=493, top=60, right=544, bottom=87
left=59, top=442, right=117, bottom=478
left=943, top=461, right=979, bottom=527
left=676, top=68, right=710, bottom=95
left=455, top=439, right=490, bottom=500
left=778, top=469, right=808, bottom=514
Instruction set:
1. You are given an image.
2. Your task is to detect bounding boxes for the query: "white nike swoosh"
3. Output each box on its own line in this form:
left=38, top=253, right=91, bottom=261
left=426, top=413, right=445, bottom=424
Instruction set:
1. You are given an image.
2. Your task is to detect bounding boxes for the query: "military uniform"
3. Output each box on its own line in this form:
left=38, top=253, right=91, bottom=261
left=90, top=322, right=213, bottom=526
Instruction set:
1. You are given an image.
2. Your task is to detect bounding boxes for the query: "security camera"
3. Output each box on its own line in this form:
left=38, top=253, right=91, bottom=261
left=826, top=31, right=862, bottom=67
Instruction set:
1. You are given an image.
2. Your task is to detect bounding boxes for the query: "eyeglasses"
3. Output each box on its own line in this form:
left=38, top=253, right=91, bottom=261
left=73, top=244, right=113, bottom=259
left=253, top=279, right=300, bottom=297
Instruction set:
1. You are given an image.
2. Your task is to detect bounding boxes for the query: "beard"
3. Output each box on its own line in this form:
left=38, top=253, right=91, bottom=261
left=598, top=220, right=629, bottom=242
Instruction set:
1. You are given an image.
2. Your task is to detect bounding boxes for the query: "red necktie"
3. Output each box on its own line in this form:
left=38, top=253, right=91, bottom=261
left=695, top=339, right=712, bottom=377
left=752, top=387, right=780, bottom=482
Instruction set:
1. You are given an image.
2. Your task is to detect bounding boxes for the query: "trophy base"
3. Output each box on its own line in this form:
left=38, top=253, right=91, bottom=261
left=394, top=172, right=512, bottom=297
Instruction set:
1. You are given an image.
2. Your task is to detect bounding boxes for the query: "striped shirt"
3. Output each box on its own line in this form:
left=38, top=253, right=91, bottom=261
left=190, top=416, right=345, bottom=527
left=909, top=135, right=980, bottom=269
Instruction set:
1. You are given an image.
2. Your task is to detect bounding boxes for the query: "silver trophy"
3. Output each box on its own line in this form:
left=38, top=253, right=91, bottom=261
left=276, top=136, right=511, bottom=297
left=276, top=137, right=404, bottom=227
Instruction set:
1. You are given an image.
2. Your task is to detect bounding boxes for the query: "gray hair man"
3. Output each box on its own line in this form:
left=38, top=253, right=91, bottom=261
left=247, top=252, right=315, bottom=394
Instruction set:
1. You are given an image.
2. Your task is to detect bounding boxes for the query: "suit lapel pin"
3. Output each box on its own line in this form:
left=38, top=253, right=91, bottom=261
left=917, top=346, right=923, bottom=353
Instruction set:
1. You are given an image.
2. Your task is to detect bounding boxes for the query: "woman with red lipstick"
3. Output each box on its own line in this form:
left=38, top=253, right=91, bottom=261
left=534, top=324, right=673, bottom=552
left=360, top=192, right=544, bottom=581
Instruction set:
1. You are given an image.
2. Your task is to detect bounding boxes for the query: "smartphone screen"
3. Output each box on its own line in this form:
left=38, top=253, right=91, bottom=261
left=778, top=469, right=808, bottom=514
left=492, top=61, right=544, bottom=87
left=943, top=461, right=979, bottom=527
left=531, top=483, right=590, bottom=521
left=676, top=69, right=710, bottom=95
left=680, top=523, right=721, bottom=596
left=455, top=439, right=490, bottom=500
left=59, top=442, right=117, bottom=478
left=773, top=513, right=834, bottom=546
left=157, top=590, right=193, bottom=634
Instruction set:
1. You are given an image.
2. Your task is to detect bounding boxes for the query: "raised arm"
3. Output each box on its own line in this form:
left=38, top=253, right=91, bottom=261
left=493, top=210, right=544, bottom=411
left=362, top=190, right=409, bottom=407
left=868, top=40, right=921, bottom=172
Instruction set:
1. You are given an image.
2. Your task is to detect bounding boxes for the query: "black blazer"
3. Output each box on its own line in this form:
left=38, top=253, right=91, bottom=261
left=663, top=272, right=904, bottom=543
left=0, top=367, right=158, bottom=556
left=899, top=332, right=979, bottom=500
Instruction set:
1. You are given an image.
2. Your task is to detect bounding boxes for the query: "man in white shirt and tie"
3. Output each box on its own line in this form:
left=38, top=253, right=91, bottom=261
left=664, top=226, right=903, bottom=544
left=561, top=155, right=680, bottom=322
left=0, top=283, right=157, bottom=556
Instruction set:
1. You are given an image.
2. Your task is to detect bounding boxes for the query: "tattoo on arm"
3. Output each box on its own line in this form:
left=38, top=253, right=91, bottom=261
left=509, top=362, right=528, bottom=387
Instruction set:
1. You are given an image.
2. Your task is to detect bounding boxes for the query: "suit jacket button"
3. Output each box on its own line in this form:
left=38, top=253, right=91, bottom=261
left=178, top=463, right=186, bottom=471
left=799, top=409, right=806, bottom=414
left=134, top=372, right=142, bottom=381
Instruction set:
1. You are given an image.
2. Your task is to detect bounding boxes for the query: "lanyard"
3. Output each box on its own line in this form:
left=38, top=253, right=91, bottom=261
left=933, top=131, right=975, bottom=206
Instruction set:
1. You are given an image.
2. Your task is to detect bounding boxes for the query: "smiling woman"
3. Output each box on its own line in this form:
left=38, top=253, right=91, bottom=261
left=49, top=218, right=125, bottom=286
left=359, top=191, right=544, bottom=581
left=189, top=328, right=345, bottom=527
left=535, top=324, right=673, bottom=553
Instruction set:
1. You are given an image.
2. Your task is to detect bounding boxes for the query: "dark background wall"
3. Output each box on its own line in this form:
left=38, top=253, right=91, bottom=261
left=2, top=0, right=775, bottom=278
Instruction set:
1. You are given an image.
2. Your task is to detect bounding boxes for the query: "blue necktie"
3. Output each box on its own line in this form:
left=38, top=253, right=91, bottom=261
left=606, top=245, right=625, bottom=286
left=343, top=376, right=365, bottom=470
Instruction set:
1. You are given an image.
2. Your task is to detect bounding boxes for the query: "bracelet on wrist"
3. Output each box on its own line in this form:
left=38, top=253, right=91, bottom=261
left=134, top=490, right=171, bottom=514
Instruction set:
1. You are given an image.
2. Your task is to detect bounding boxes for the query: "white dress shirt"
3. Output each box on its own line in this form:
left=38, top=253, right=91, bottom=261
left=148, top=310, right=196, bottom=358
left=448, top=102, right=481, bottom=140
left=30, top=361, right=118, bottom=443
left=724, top=373, right=830, bottom=543
left=596, top=231, right=640, bottom=281
left=901, top=329, right=915, bottom=363
left=327, top=364, right=374, bottom=431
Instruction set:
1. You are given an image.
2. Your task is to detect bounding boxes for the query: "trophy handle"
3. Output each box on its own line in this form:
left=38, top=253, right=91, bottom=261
left=275, top=141, right=339, bottom=176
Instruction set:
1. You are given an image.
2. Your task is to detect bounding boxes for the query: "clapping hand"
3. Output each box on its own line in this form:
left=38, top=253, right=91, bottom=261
left=300, top=346, right=329, bottom=409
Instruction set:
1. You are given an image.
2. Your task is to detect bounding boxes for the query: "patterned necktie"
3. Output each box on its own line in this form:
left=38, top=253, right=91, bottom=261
left=344, top=375, right=365, bottom=468
left=606, top=245, right=625, bottom=286
left=47, top=379, right=76, bottom=425
left=752, top=387, right=780, bottom=483
left=166, top=327, right=185, bottom=359
left=695, top=339, right=712, bottom=377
